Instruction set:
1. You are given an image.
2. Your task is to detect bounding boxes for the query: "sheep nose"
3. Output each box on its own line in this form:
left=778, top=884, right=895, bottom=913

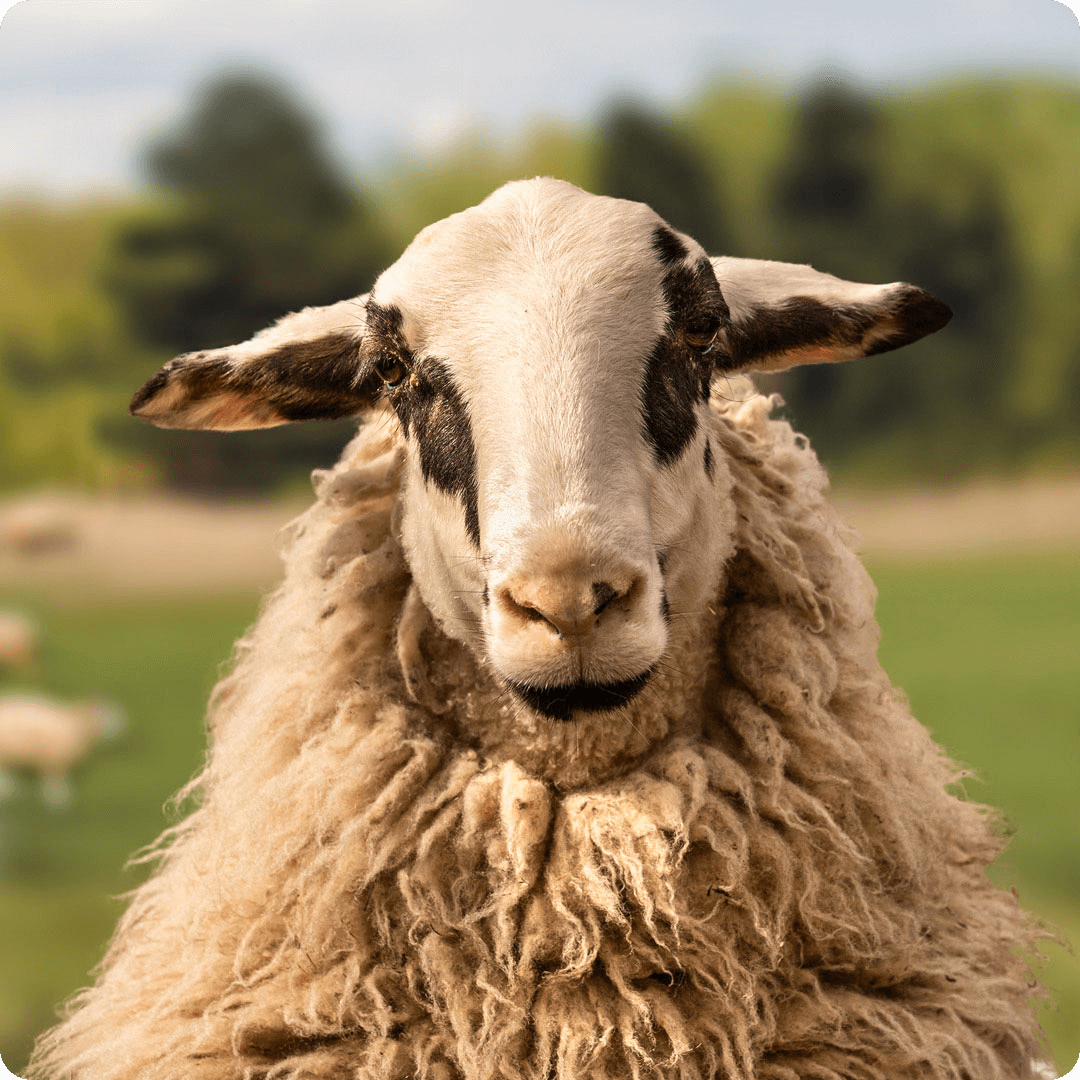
left=496, top=576, right=639, bottom=639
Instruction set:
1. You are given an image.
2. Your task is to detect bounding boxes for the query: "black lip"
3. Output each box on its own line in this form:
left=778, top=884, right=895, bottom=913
left=508, top=669, right=654, bottom=721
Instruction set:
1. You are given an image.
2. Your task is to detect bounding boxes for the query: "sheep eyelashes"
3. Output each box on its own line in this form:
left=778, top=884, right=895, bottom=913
left=31, top=179, right=1049, bottom=1080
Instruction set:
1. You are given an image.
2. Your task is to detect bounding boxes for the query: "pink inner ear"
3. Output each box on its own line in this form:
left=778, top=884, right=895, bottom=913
left=768, top=345, right=841, bottom=371
left=792, top=347, right=837, bottom=363
left=199, top=393, right=266, bottom=430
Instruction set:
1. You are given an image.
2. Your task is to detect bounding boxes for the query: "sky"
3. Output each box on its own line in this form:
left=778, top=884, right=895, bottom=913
left=0, top=0, right=1078, bottom=199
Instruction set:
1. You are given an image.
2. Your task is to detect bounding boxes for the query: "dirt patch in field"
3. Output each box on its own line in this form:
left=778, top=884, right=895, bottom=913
left=1, top=477, right=1078, bottom=603
left=0, top=491, right=307, bottom=604
left=833, top=475, right=1080, bottom=559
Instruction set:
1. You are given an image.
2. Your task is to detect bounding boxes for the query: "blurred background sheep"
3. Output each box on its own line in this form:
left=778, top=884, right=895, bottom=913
left=0, top=695, right=124, bottom=811
left=0, top=0, right=1077, bottom=1074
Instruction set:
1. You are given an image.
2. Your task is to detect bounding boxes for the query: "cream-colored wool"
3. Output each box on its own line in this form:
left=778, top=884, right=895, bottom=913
left=30, top=386, right=1045, bottom=1080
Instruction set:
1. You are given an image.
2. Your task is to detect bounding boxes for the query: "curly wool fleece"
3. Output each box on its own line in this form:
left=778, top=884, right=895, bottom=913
left=30, top=386, right=1047, bottom=1080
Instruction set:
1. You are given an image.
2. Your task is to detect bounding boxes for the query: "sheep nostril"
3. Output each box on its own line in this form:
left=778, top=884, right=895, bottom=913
left=497, top=572, right=643, bottom=637
left=501, top=590, right=560, bottom=633
left=591, top=582, right=619, bottom=616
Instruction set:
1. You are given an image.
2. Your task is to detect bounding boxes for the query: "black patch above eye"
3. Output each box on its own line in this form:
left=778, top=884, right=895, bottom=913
left=364, top=301, right=413, bottom=377
left=651, top=225, right=689, bottom=266
left=641, top=254, right=727, bottom=465
left=642, top=332, right=704, bottom=464
left=404, top=358, right=479, bottom=547
left=364, top=300, right=480, bottom=547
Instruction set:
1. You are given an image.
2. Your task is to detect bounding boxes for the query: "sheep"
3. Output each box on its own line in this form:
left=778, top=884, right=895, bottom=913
left=29, top=178, right=1051, bottom=1080
left=0, top=610, right=36, bottom=670
left=0, top=693, right=123, bottom=810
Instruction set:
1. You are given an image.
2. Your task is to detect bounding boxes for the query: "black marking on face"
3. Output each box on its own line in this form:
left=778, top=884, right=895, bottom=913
left=364, top=301, right=413, bottom=383
left=651, top=225, right=689, bottom=266
left=641, top=253, right=728, bottom=466
left=130, top=332, right=376, bottom=426
left=508, top=668, right=655, bottom=721
left=660, top=589, right=671, bottom=624
left=703, top=438, right=714, bottom=480
left=366, top=300, right=481, bottom=548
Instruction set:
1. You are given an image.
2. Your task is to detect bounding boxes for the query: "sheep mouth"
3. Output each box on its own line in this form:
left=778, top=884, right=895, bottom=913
left=507, top=669, right=654, bottom=721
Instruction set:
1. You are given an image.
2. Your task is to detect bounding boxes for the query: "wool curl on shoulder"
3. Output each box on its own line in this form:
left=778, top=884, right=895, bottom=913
left=29, top=383, right=1049, bottom=1080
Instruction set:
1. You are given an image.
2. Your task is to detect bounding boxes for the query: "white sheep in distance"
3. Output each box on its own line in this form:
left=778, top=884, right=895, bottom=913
left=0, top=693, right=123, bottom=810
left=0, top=610, right=37, bottom=670
left=30, top=179, right=1050, bottom=1080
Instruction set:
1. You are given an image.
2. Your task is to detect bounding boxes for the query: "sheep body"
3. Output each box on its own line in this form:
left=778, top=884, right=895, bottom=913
left=28, top=180, right=1048, bottom=1080
left=30, top=392, right=1046, bottom=1079
left=0, top=694, right=120, bottom=809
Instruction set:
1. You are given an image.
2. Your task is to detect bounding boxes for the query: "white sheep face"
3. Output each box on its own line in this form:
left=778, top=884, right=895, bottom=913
left=370, top=181, right=730, bottom=715
left=130, top=177, right=951, bottom=721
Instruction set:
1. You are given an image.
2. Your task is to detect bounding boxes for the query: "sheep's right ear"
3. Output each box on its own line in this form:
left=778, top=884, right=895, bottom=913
left=710, top=258, right=952, bottom=374
left=130, top=298, right=379, bottom=430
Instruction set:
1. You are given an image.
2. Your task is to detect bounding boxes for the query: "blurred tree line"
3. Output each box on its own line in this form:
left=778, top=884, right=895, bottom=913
left=102, top=73, right=392, bottom=492
left=2, top=68, right=1078, bottom=494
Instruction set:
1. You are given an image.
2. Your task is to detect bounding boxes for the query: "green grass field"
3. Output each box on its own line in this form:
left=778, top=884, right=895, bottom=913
left=0, top=595, right=258, bottom=1072
left=0, top=553, right=1077, bottom=1076
left=870, top=553, right=1080, bottom=1076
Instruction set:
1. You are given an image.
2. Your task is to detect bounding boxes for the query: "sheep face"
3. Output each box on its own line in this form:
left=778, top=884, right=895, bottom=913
left=368, top=181, right=731, bottom=718
left=130, top=177, right=951, bottom=722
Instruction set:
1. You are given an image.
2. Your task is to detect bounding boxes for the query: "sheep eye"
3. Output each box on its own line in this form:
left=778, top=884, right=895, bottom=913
left=684, top=316, right=721, bottom=349
left=374, top=353, right=407, bottom=387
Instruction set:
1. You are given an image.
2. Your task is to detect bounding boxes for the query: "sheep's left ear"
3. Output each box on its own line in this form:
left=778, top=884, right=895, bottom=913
left=130, top=298, right=378, bottom=430
left=711, top=257, right=952, bottom=374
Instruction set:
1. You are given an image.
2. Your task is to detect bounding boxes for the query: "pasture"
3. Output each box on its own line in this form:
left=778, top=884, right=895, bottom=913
left=0, top=534, right=1076, bottom=1076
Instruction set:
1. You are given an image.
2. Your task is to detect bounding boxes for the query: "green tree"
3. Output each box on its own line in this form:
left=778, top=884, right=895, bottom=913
left=768, top=76, right=1020, bottom=477
left=103, top=71, right=391, bottom=492
left=773, top=79, right=883, bottom=263
left=885, top=181, right=1019, bottom=448
left=593, top=98, right=732, bottom=255
left=766, top=78, right=892, bottom=463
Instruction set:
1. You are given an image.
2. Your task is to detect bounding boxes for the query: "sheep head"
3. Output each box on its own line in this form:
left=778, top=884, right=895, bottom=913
left=131, top=178, right=950, bottom=724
